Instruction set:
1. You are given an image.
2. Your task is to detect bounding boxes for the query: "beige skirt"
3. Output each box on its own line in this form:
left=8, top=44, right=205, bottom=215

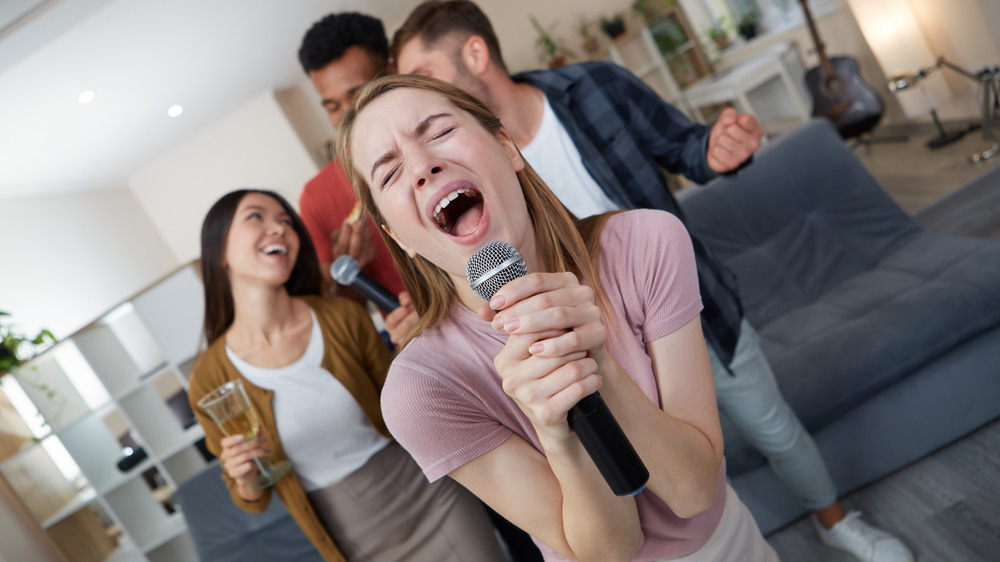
left=306, top=441, right=507, bottom=562
left=658, top=484, right=780, bottom=562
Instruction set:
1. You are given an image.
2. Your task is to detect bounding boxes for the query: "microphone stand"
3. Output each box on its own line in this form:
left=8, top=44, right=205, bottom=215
left=891, top=57, right=999, bottom=162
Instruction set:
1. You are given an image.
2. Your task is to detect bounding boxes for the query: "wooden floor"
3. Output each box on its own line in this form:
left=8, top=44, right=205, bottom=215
left=766, top=419, right=1000, bottom=561
left=854, top=123, right=1000, bottom=216
left=765, top=122, right=1000, bottom=561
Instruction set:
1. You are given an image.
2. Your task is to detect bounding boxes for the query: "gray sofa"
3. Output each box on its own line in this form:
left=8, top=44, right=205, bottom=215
left=175, top=463, right=323, bottom=561
left=680, top=119, right=1000, bottom=534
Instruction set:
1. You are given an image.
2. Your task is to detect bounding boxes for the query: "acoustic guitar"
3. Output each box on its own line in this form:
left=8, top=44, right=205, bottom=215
left=800, top=0, right=884, bottom=139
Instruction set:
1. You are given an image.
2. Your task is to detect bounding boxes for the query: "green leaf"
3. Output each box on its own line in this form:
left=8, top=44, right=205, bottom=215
left=30, top=330, right=56, bottom=345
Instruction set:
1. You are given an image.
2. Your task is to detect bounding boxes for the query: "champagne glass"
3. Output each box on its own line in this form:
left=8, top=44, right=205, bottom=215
left=197, top=380, right=291, bottom=490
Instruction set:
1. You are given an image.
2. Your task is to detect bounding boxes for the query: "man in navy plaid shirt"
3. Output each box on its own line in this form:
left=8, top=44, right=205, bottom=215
left=389, top=3, right=914, bottom=562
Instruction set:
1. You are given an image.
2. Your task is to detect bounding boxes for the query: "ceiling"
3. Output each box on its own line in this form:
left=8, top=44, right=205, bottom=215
left=0, top=0, right=411, bottom=198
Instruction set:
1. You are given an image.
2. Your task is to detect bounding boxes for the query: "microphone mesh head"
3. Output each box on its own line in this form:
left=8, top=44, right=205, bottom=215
left=330, top=255, right=361, bottom=285
left=466, top=241, right=526, bottom=301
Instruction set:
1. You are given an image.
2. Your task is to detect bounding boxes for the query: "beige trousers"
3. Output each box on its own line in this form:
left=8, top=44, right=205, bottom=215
left=307, top=441, right=507, bottom=562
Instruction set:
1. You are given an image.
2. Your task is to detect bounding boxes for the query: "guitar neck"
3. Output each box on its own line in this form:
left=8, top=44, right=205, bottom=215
left=799, top=0, right=835, bottom=78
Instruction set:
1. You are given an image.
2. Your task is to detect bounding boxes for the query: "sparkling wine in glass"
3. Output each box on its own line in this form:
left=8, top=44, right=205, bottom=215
left=198, top=380, right=290, bottom=490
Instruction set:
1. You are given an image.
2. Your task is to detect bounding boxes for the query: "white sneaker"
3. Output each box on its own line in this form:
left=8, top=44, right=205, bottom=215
left=813, top=511, right=914, bottom=562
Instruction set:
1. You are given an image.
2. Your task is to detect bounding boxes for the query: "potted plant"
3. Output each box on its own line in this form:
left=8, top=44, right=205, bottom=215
left=651, top=19, right=689, bottom=55
left=631, top=0, right=676, bottom=26
left=706, top=19, right=731, bottom=51
left=737, top=9, right=761, bottom=41
left=530, top=15, right=575, bottom=68
left=0, top=311, right=55, bottom=376
left=600, top=13, right=626, bottom=40
left=0, top=312, right=59, bottom=436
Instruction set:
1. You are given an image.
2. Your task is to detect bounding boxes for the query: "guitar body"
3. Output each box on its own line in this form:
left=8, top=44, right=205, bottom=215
left=805, top=56, right=884, bottom=139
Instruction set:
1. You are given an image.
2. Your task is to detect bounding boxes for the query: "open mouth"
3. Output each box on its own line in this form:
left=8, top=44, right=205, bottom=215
left=261, top=244, right=288, bottom=257
left=433, top=188, right=485, bottom=237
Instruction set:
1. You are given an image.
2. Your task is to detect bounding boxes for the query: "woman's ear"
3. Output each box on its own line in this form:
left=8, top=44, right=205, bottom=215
left=496, top=129, right=525, bottom=172
left=382, top=224, right=417, bottom=258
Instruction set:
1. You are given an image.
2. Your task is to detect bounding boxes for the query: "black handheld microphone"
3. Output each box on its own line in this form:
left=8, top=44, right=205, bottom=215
left=330, top=255, right=400, bottom=313
left=466, top=241, right=649, bottom=497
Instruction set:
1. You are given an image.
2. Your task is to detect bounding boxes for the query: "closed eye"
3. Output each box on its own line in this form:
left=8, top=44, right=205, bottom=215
left=432, top=126, right=455, bottom=140
left=380, top=163, right=401, bottom=189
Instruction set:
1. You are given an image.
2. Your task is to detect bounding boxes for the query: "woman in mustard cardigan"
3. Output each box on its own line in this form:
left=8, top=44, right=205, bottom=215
left=188, top=189, right=505, bottom=561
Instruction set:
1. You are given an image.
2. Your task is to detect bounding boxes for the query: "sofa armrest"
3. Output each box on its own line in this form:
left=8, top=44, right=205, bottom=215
left=680, top=119, right=921, bottom=326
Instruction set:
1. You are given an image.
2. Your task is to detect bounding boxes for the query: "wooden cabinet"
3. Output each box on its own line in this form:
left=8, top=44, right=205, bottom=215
left=0, top=262, right=207, bottom=561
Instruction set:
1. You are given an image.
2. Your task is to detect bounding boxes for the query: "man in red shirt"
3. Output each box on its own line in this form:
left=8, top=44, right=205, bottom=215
left=297, top=13, right=417, bottom=345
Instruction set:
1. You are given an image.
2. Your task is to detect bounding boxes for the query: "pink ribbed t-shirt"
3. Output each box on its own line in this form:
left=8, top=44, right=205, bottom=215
left=381, top=209, right=726, bottom=560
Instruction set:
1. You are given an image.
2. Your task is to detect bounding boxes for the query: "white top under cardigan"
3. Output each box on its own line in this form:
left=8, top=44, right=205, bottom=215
left=227, top=310, right=390, bottom=492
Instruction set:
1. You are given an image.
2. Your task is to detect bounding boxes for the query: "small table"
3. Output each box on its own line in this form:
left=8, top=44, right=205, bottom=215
left=682, top=42, right=812, bottom=136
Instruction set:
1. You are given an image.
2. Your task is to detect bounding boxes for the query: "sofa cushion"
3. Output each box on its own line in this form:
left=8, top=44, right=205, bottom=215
left=759, top=231, right=1000, bottom=433
left=679, top=120, right=922, bottom=329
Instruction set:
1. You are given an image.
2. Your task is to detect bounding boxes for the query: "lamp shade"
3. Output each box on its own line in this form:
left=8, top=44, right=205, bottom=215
left=846, top=0, right=951, bottom=118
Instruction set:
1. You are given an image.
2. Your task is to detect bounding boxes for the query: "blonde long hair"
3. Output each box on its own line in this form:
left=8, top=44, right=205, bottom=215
left=338, top=75, right=615, bottom=346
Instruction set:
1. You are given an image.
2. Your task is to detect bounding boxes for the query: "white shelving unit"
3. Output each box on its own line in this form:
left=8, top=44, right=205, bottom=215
left=607, top=25, right=705, bottom=123
left=0, top=262, right=209, bottom=562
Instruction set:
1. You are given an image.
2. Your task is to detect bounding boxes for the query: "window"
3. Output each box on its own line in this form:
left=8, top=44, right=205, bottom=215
left=758, top=0, right=844, bottom=32
left=702, top=0, right=762, bottom=22
left=703, top=0, right=736, bottom=22
left=699, top=0, right=843, bottom=36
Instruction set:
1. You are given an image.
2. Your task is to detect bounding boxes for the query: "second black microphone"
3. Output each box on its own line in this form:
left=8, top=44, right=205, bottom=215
left=330, top=255, right=400, bottom=313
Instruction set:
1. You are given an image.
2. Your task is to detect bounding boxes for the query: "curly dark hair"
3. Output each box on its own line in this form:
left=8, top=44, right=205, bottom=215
left=298, top=12, right=389, bottom=75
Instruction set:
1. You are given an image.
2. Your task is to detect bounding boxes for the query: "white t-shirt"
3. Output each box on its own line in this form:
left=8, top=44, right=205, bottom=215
left=227, top=310, right=390, bottom=492
left=519, top=95, right=621, bottom=218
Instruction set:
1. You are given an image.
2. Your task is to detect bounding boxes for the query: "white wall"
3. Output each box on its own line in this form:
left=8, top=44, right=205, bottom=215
left=129, top=90, right=319, bottom=264
left=275, top=80, right=332, bottom=169
left=0, top=187, right=177, bottom=340
left=978, top=0, right=1000, bottom=50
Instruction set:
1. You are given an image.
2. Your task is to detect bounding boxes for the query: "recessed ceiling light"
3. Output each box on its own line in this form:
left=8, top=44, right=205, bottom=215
left=78, top=90, right=95, bottom=104
left=167, top=105, right=183, bottom=117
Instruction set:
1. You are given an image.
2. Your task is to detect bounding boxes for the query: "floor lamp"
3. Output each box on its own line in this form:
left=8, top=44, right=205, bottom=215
left=888, top=58, right=1000, bottom=162
left=847, top=0, right=998, bottom=164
